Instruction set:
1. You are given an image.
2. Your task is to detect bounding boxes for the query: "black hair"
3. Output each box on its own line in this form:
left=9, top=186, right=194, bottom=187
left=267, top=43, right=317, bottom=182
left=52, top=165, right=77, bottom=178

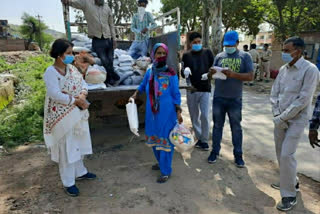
left=284, top=36, right=305, bottom=50
left=138, top=0, right=148, bottom=4
left=264, top=43, right=269, bottom=47
left=250, top=44, right=257, bottom=49
left=189, top=32, right=202, bottom=42
left=243, top=45, right=248, bottom=49
left=50, top=38, right=74, bottom=59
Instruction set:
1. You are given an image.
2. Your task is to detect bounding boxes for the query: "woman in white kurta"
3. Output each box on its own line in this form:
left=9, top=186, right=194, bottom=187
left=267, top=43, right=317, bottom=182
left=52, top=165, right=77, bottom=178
left=43, top=39, right=96, bottom=197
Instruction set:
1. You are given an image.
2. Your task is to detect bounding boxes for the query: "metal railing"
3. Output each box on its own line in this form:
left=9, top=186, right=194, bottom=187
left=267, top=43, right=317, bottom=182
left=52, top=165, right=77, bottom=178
left=62, top=3, right=180, bottom=43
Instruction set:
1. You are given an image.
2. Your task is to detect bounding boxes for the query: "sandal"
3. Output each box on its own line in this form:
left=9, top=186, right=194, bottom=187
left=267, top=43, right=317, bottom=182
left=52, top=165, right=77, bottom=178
left=157, top=175, right=169, bottom=183
left=151, top=163, right=160, bottom=170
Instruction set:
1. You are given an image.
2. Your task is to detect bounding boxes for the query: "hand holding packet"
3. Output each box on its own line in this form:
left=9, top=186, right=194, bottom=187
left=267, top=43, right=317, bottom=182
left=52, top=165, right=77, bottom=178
left=212, top=66, right=227, bottom=80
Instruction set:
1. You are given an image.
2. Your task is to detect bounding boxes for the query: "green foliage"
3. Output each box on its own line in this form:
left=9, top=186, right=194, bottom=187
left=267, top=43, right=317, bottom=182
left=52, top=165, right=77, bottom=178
left=161, top=0, right=202, bottom=33
left=0, top=57, right=14, bottom=73
left=264, top=0, right=320, bottom=41
left=0, top=55, right=53, bottom=148
left=19, top=12, right=54, bottom=50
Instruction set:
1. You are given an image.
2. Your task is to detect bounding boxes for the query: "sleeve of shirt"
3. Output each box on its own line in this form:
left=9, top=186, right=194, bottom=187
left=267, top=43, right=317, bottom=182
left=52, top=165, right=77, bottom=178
left=147, top=12, right=157, bottom=31
left=213, top=55, right=219, bottom=67
left=244, top=53, right=254, bottom=73
left=309, top=94, right=320, bottom=130
left=44, top=68, right=74, bottom=105
left=270, top=68, right=282, bottom=116
left=181, top=53, right=187, bottom=78
left=131, top=15, right=140, bottom=34
left=108, top=8, right=116, bottom=39
left=208, top=50, right=214, bottom=67
left=138, top=69, right=150, bottom=93
left=69, top=0, right=86, bottom=10
left=280, top=67, right=319, bottom=121
left=171, top=75, right=181, bottom=105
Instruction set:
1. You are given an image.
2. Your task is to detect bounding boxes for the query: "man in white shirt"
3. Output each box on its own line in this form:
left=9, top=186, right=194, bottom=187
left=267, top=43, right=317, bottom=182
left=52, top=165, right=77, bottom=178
left=248, top=44, right=260, bottom=86
left=270, top=37, right=319, bottom=211
left=61, top=0, right=119, bottom=85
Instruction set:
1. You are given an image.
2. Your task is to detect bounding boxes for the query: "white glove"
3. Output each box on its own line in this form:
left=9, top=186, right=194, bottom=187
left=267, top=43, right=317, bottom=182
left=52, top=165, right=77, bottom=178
left=273, top=115, right=288, bottom=129
left=201, top=73, right=208, bottom=80
left=184, top=67, right=192, bottom=78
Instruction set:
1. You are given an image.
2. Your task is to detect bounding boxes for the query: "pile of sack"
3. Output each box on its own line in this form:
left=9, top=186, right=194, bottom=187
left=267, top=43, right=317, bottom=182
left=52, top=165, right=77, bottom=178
left=70, top=33, right=152, bottom=88
left=113, top=49, right=151, bottom=86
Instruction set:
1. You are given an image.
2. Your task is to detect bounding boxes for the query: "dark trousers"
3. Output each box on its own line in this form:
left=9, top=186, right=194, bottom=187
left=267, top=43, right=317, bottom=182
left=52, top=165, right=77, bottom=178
left=92, top=37, right=119, bottom=83
left=211, top=97, right=243, bottom=157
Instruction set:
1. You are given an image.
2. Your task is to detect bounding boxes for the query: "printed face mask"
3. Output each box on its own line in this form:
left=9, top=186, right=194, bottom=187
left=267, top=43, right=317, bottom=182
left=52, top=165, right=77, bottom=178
left=155, top=56, right=167, bottom=68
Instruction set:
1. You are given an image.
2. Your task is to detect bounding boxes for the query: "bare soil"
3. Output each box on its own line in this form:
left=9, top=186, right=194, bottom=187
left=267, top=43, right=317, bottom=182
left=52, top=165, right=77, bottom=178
left=0, top=125, right=319, bottom=214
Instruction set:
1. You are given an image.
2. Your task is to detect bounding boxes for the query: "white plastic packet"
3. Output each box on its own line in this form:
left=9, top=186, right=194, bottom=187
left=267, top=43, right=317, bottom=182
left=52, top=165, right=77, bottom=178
left=85, top=65, right=107, bottom=84
left=212, top=66, right=227, bottom=80
left=169, top=123, right=195, bottom=162
left=126, top=98, right=139, bottom=136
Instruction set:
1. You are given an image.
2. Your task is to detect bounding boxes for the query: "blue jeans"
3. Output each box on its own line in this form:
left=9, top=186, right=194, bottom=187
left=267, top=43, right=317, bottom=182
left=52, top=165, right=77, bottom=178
left=212, top=97, right=243, bottom=157
left=128, top=39, right=149, bottom=59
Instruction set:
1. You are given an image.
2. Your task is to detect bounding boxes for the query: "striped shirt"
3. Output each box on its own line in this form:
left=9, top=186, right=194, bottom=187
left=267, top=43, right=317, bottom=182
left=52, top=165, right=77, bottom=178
left=131, top=12, right=157, bottom=41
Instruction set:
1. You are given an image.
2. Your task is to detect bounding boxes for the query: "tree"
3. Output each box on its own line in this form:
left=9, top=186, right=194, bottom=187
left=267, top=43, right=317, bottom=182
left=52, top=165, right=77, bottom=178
left=161, top=0, right=202, bottom=33
left=107, top=0, right=138, bottom=24
left=264, top=0, right=320, bottom=42
left=19, top=13, right=53, bottom=50
left=211, top=0, right=223, bottom=55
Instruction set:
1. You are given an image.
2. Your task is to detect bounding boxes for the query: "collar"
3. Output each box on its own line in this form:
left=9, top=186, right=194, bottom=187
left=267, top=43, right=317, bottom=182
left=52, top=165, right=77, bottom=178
left=286, top=56, right=304, bottom=69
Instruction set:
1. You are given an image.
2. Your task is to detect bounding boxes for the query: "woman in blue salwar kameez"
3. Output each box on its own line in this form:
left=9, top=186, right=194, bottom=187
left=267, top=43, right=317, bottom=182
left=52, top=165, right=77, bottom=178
left=131, top=43, right=183, bottom=183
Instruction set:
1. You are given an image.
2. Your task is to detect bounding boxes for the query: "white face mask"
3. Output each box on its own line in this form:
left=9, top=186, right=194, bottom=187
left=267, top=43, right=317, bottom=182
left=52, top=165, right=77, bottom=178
left=138, top=7, right=145, bottom=21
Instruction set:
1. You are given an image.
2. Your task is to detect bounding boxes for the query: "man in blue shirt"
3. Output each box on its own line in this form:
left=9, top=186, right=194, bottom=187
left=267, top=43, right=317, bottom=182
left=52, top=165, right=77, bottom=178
left=207, top=31, right=254, bottom=167
left=128, top=0, right=157, bottom=59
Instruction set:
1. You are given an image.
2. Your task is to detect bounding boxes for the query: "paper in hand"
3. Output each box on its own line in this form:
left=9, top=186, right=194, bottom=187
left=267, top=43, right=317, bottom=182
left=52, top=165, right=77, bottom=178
left=212, top=66, right=227, bottom=80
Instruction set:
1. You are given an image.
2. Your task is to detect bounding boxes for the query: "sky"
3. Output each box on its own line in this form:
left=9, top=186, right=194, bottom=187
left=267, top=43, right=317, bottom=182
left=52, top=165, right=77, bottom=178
left=0, top=0, right=163, bottom=33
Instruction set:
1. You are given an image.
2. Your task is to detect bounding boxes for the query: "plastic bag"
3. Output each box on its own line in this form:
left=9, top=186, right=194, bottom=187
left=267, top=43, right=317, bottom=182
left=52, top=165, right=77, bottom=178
left=169, top=123, right=195, bottom=161
left=212, top=66, right=227, bottom=80
left=85, top=65, right=107, bottom=84
left=126, top=98, right=139, bottom=136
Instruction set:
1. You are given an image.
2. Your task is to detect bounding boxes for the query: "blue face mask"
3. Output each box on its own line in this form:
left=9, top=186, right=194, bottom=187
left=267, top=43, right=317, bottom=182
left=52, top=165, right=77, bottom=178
left=225, top=47, right=237, bottom=54
left=192, top=44, right=202, bottom=52
left=62, top=55, right=74, bottom=64
left=282, top=52, right=293, bottom=63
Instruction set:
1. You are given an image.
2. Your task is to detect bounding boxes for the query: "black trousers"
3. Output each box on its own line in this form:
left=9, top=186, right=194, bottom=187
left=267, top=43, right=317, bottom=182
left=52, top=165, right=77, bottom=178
left=92, top=37, right=119, bottom=83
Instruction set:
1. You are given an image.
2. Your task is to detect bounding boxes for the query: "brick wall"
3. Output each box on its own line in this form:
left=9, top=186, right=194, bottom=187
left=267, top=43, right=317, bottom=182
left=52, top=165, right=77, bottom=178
left=0, top=39, right=26, bottom=51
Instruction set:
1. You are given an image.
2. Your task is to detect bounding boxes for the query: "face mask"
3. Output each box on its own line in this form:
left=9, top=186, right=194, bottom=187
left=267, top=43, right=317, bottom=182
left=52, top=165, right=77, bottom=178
left=138, top=7, right=145, bottom=21
left=225, top=47, right=237, bottom=54
left=154, top=56, right=167, bottom=68
left=281, top=52, right=293, bottom=63
left=62, top=55, right=74, bottom=64
left=192, top=44, right=202, bottom=52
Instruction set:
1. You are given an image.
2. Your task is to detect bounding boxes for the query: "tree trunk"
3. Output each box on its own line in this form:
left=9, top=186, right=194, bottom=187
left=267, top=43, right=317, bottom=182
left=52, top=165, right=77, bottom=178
left=211, top=0, right=223, bottom=56
left=202, top=0, right=211, bottom=48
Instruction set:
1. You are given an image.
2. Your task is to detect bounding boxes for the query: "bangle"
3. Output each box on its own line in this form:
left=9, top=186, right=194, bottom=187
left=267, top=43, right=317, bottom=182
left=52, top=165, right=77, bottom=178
left=80, top=90, right=88, bottom=96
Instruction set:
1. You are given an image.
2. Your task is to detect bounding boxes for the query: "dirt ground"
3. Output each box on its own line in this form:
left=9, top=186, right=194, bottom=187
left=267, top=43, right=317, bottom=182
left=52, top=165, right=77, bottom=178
left=0, top=123, right=319, bottom=214
left=0, top=51, right=43, bottom=65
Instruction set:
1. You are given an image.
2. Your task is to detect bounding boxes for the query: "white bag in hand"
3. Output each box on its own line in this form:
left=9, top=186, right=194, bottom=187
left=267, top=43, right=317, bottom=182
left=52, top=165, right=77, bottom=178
left=126, top=98, right=139, bottom=136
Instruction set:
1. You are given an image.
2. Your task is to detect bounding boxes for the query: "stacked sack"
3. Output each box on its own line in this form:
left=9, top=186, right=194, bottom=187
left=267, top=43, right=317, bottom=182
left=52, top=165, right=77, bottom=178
left=113, top=49, right=148, bottom=86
